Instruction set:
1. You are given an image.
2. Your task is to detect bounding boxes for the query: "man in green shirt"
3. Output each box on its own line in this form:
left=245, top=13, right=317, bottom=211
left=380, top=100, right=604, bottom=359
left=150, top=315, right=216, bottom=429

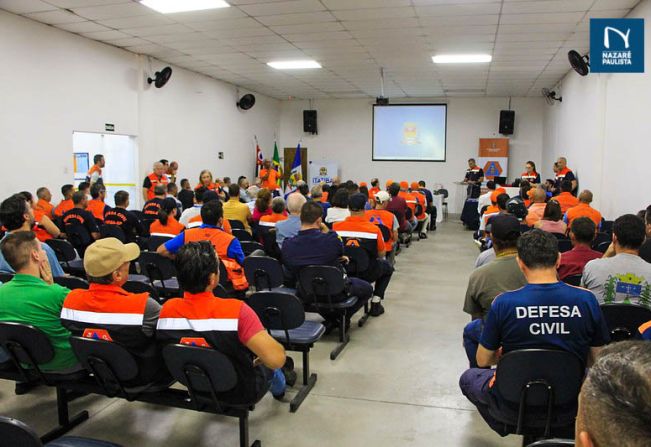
left=0, top=231, right=78, bottom=372
left=462, top=215, right=527, bottom=367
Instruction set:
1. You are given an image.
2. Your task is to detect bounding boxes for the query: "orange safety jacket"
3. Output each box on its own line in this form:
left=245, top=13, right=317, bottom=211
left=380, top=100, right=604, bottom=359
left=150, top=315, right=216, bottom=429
left=188, top=215, right=232, bottom=234
left=87, top=199, right=106, bottom=222
left=146, top=173, right=170, bottom=201
left=364, top=209, right=396, bottom=251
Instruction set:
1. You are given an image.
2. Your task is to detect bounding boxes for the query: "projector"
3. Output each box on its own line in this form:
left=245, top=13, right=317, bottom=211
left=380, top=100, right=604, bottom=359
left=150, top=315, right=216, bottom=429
left=376, top=96, right=389, bottom=105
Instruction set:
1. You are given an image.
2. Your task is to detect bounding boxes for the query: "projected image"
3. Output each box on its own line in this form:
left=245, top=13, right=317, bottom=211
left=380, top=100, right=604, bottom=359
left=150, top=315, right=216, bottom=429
left=373, top=104, right=447, bottom=161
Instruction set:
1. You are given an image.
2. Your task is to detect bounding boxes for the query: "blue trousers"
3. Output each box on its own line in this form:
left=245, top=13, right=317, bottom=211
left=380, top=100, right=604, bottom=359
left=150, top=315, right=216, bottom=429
left=462, top=319, right=483, bottom=368
left=459, top=368, right=508, bottom=436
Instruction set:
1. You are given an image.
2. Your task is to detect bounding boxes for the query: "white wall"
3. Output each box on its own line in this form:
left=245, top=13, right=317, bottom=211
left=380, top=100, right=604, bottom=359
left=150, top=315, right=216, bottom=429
left=279, top=97, right=544, bottom=212
left=543, top=0, right=651, bottom=219
left=0, top=10, right=280, bottom=207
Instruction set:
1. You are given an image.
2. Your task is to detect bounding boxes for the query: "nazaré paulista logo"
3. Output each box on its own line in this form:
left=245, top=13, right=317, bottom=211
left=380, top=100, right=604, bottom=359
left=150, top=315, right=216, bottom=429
left=590, top=18, right=644, bottom=73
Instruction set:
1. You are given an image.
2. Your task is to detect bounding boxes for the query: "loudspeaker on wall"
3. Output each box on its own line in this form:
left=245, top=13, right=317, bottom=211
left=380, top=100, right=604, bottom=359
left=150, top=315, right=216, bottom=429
left=303, top=110, right=317, bottom=134
left=499, top=110, right=515, bottom=135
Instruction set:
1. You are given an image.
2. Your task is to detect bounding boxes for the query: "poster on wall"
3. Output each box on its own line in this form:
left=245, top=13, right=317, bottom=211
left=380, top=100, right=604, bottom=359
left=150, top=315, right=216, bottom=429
left=478, top=138, right=509, bottom=181
left=308, top=161, right=339, bottom=187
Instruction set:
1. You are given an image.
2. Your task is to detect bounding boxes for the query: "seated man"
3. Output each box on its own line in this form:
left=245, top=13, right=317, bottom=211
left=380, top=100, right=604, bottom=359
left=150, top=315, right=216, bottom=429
left=477, top=181, right=496, bottom=215
left=334, top=193, right=394, bottom=317
left=282, top=201, right=373, bottom=325
left=158, top=200, right=247, bottom=291
left=62, top=191, right=100, bottom=253
left=223, top=184, right=252, bottom=233
left=555, top=180, right=579, bottom=215
left=87, top=183, right=108, bottom=224
left=385, top=182, right=409, bottom=233
left=0, top=194, right=65, bottom=277
left=20, top=191, right=60, bottom=243
left=142, top=185, right=166, bottom=219
left=558, top=217, right=602, bottom=280
left=524, top=187, right=547, bottom=227
left=0, top=232, right=78, bottom=372
left=60, top=238, right=165, bottom=384
left=366, top=191, right=399, bottom=265
left=582, top=214, right=651, bottom=304
left=156, top=242, right=289, bottom=402
left=53, top=184, right=74, bottom=218
left=565, top=190, right=602, bottom=228
left=276, top=193, right=306, bottom=248
left=462, top=215, right=527, bottom=367
left=459, top=230, right=609, bottom=436
left=35, top=187, right=54, bottom=219
left=179, top=186, right=207, bottom=228
left=103, top=190, right=144, bottom=243
left=575, top=341, right=651, bottom=447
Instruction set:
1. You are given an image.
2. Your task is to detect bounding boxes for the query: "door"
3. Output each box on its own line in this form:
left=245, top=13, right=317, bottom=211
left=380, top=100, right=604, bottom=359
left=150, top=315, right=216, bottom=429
left=73, top=132, right=139, bottom=208
left=283, top=146, right=308, bottom=186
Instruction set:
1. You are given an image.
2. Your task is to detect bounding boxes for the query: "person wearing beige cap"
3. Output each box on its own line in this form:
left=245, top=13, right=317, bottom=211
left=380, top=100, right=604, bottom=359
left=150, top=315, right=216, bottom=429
left=60, top=238, right=166, bottom=385
left=365, top=190, right=399, bottom=265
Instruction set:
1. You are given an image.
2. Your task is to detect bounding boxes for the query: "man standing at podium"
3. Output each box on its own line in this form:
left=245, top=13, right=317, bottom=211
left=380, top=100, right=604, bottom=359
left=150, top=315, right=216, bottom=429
left=464, top=158, right=484, bottom=198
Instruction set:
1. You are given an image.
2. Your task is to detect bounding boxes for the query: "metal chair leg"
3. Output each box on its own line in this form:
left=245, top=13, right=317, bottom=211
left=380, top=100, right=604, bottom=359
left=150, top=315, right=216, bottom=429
left=330, top=315, right=350, bottom=360
left=40, top=387, right=89, bottom=444
left=289, top=351, right=317, bottom=413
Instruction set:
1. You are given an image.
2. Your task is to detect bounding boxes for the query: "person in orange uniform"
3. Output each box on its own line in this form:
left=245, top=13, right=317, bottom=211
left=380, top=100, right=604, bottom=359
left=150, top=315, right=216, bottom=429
left=259, top=197, right=288, bottom=228
left=150, top=198, right=185, bottom=236
left=195, top=169, right=219, bottom=192
left=87, top=183, right=108, bottom=224
left=259, top=159, right=279, bottom=192
left=525, top=188, right=548, bottom=227
left=411, top=181, right=429, bottom=238
left=564, top=190, right=603, bottom=228
left=53, top=184, right=75, bottom=218
left=157, top=200, right=248, bottom=291
left=86, top=154, right=105, bottom=186
left=334, top=193, right=394, bottom=317
left=520, top=161, right=540, bottom=184
left=19, top=191, right=60, bottom=242
left=365, top=191, right=398, bottom=265
left=555, top=157, right=577, bottom=194
left=554, top=180, right=579, bottom=214
left=35, top=187, right=54, bottom=219
left=142, top=162, right=169, bottom=202
left=398, top=180, right=418, bottom=220
left=369, top=179, right=381, bottom=200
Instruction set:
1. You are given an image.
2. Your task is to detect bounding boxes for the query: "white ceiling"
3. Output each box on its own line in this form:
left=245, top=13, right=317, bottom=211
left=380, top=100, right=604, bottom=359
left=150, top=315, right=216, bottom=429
left=1, top=0, right=641, bottom=99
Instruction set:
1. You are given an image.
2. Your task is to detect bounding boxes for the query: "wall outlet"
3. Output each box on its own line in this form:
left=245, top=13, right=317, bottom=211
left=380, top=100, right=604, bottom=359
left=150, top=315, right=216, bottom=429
left=218, top=152, right=224, bottom=159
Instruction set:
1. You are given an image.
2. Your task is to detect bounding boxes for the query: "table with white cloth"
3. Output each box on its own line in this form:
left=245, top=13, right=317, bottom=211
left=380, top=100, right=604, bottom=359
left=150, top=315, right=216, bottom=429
left=431, top=194, right=443, bottom=223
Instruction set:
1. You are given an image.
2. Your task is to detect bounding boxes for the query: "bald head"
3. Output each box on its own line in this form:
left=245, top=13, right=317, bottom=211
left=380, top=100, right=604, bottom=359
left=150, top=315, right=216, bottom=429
left=557, top=157, right=567, bottom=169
left=579, top=190, right=593, bottom=204
left=532, top=187, right=547, bottom=203
left=153, top=161, right=165, bottom=176
left=287, top=192, right=307, bottom=215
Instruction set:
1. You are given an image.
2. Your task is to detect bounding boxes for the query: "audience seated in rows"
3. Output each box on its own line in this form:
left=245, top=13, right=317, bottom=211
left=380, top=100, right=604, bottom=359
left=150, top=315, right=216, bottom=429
left=260, top=197, right=288, bottom=227
left=524, top=187, right=547, bottom=227
left=582, top=214, right=651, bottom=304
left=386, top=182, right=409, bottom=233
left=149, top=197, right=184, bottom=236
left=62, top=191, right=101, bottom=253
left=533, top=200, right=566, bottom=235
left=224, top=184, right=253, bottom=233
left=53, top=184, right=74, bottom=218
left=462, top=215, right=526, bottom=367
left=276, top=193, right=306, bottom=248
left=565, top=190, right=602, bottom=228
left=460, top=230, right=609, bottom=437
left=557, top=217, right=602, bottom=281
left=142, top=185, right=166, bottom=219
left=0, top=194, right=64, bottom=277
left=366, top=191, right=399, bottom=265
left=325, top=188, right=351, bottom=224
left=87, top=183, right=108, bottom=224
left=103, top=190, right=143, bottom=243
left=21, top=191, right=60, bottom=243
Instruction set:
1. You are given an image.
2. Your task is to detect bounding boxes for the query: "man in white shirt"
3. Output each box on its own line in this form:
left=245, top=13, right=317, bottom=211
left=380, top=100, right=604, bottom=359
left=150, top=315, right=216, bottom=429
left=477, top=181, right=496, bottom=214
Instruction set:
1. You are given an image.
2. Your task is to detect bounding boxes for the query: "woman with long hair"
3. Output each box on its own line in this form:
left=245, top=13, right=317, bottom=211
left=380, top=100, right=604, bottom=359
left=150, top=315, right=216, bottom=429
left=252, top=188, right=273, bottom=223
left=195, top=170, right=217, bottom=191
left=150, top=197, right=184, bottom=236
left=521, top=161, right=541, bottom=184
left=534, top=199, right=567, bottom=235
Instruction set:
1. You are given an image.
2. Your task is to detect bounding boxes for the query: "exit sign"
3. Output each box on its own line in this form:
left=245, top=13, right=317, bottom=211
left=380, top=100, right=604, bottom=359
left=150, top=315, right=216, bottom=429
left=105, top=123, right=115, bottom=132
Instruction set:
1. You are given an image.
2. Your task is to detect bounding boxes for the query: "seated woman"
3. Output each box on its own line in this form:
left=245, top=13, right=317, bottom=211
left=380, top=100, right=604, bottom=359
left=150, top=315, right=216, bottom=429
left=252, top=188, right=272, bottom=224
left=325, top=188, right=350, bottom=224
left=195, top=170, right=219, bottom=192
left=534, top=199, right=567, bottom=235
left=150, top=198, right=184, bottom=236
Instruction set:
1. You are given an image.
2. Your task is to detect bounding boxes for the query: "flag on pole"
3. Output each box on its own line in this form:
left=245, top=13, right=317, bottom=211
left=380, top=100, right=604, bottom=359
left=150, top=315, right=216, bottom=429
left=255, top=138, right=264, bottom=177
left=272, top=141, right=283, bottom=188
left=289, top=142, right=302, bottom=186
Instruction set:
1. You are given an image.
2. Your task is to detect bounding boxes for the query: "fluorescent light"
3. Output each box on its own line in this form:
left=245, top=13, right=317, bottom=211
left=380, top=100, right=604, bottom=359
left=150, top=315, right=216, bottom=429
left=432, top=54, right=492, bottom=64
left=140, top=0, right=230, bottom=14
left=267, top=60, right=322, bottom=70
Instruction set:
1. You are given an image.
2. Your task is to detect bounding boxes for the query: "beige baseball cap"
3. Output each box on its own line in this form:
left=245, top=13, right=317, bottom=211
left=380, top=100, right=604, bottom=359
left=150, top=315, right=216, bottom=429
left=83, top=238, right=140, bottom=277
left=375, top=191, right=390, bottom=203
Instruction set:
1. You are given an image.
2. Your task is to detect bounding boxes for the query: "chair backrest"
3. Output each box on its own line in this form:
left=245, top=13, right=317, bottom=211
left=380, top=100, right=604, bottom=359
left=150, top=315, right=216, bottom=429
left=243, top=256, right=283, bottom=290
left=228, top=219, right=246, bottom=231
left=147, top=235, right=173, bottom=251
left=600, top=303, right=651, bottom=341
left=526, top=440, right=575, bottom=447
left=122, top=281, right=159, bottom=301
left=162, top=344, right=237, bottom=394
left=0, top=417, right=42, bottom=447
left=595, top=241, right=610, bottom=253
left=343, top=245, right=371, bottom=275
left=45, top=239, right=77, bottom=262
left=248, top=292, right=305, bottom=343
left=562, top=274, right=582, bottom=287
left=552, top=232, right=569, bottom=240
left=0, top=273, right=15, bottom=284
left=139, top=252, right=177, bottom=281
left=130, top=210, right=145, bottom=222
left=376, top=224, right=391, bottom=242
left=240, top=241, right=263, bottom=256
left=494, top=349, right=584, bottom=407
left=69, top=336, right=139, bottom=395
left=65, top=224, right=92, bottom=255
left=557, top=239, right=573, bottom=253
left=600, top=220, right=614, bottom=236
left=520, top=224, right=532, bottom=233
left=141, top=218, right=154, bottom=236
left=0, top=322, right=54, bottom=378
left=592, top=232, right=611, bottom=249
left=54, top=276, right=89, bottom=290
left=298, top=266, right=347, bottom=305
left=100, top=224, right=126, bottom=243
left=233, top=229, right=254, bottom=242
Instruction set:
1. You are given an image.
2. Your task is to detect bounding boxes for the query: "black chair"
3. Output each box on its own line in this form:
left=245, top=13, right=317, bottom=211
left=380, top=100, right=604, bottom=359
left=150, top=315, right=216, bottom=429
left=147, top=234, right=173, bottom=251
left=54, top=276, right=89, bottom=290
left=241, top=241, right=264, bottom=256
left=557, top=239, right=572, bottom=253
left=592, top=232, right=610, bottom=250
left=138, top=252, right=180, bottom=298
left=99, top=225, right=125, bottom=243
left=130, top=210, right=144, bottom=222
left=0, top=323, right=89, bottom=443
left=526, top=440, right=574, bottom=447
left=162, top=344, right=261, bottom=447
left=140, top=219, right=155, bottom=237
left=44, top=240, right=85, bottom=277
left=600, top=220, right=614, bottom=236
left=122, top=281, right=160, bottom=302
left=595, top=241, right=610, bottom=253
left=600, top=303, right=651, bottom=342
left=248, top=291, right=324, bottom=413
left=435, top=189, right=449, bottom=219
left=552, top=233, right=568, bottom=240
left=298, top=266, right=362, bottom=360
left=233, top=229, right=254, bottom=242
left=0, top=416, right=122, bottom=447
left=0, top=272, right=14, bottom=284
left=257, top=226, right=281, bottom=260
left=64, top=225, right=93, bottom=259
left=228, top=220, right=246, bottom=231
left=520, top=224, right=533, bottom=234
left=489, top=349, right=584, bottom=443
left=243, top=256, right=294, bottom=294
left=561, top=274, right=582, bottom=287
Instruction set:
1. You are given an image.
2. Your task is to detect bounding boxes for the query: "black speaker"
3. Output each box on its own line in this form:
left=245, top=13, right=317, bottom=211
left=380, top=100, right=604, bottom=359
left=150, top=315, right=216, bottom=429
left=303, top=110, right=317, bottom=134
left=499, top=110, right=515, bottom=135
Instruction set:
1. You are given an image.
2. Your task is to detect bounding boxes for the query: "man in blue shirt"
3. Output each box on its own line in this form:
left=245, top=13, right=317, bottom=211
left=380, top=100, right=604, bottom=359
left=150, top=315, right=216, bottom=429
left=459, top=229, right=609, bottom=436
left=0, top=194, right=65, bottom=277
left=276, top=193, right=306, bottom=248
left=281, top=200, right=373, bottom=325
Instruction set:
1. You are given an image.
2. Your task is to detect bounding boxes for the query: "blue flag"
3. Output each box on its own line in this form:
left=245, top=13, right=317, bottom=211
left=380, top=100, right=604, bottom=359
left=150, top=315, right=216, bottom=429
left=289, top=143, right=302, bottom=185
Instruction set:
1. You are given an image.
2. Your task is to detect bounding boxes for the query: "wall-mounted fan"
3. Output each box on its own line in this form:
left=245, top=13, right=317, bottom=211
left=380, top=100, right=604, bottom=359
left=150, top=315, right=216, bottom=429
left=541, top=88, right=562, bottom=105
left=237, top=93, right=256, bottom=110
left=147, top=66, right=172, bottom=88
left=568, top=50, right=589, bottom=76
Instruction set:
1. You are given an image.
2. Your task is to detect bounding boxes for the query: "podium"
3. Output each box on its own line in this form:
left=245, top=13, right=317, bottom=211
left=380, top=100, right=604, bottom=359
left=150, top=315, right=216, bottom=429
left=454, top=181, right=468, bottom=218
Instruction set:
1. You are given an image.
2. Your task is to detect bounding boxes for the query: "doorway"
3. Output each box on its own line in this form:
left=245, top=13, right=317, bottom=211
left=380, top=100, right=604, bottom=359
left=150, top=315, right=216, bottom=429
left=73, top=132, right=139, bottom=208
